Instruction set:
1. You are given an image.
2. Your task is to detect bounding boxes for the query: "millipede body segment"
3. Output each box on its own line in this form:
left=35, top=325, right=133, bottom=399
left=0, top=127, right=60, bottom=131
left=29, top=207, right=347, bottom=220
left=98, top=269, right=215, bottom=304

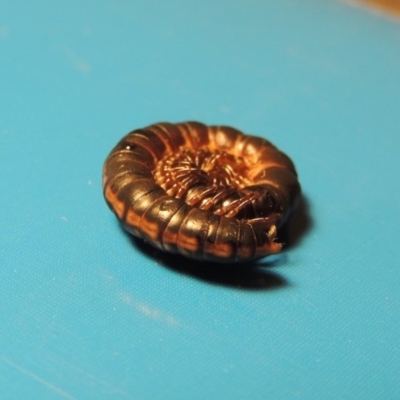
left=102, top=122, right=301, bottom=263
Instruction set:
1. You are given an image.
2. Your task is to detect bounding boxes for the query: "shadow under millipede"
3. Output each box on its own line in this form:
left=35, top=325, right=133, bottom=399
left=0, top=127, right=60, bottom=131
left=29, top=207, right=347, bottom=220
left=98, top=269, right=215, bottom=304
left=118, top=194, right=312, bottom=290
left=120, top=229, right=286, bottom=291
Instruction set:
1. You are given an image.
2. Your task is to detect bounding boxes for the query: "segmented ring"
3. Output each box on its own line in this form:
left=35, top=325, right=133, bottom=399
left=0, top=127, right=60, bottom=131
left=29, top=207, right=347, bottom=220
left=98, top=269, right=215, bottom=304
left=102, top=122, right=301, bottom=263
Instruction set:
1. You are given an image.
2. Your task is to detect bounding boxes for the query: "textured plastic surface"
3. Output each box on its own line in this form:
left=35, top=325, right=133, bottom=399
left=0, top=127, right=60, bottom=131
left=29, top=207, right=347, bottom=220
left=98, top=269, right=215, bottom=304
left=1, top=1, right=400, bottom=399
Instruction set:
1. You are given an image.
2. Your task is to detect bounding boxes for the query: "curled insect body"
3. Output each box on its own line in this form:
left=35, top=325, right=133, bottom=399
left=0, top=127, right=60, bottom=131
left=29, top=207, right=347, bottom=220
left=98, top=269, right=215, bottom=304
left=102, top=122, right=301, bottom=263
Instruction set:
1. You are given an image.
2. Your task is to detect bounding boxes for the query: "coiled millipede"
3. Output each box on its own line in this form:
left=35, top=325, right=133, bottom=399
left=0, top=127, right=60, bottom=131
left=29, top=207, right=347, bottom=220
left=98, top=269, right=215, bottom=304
left=102, top=122, right=301, bottom=263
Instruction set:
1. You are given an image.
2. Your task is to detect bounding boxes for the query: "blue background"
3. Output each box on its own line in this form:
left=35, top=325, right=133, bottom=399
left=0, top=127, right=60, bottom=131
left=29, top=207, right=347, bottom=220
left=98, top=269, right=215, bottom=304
left=1, top=1, right=400, bottom=399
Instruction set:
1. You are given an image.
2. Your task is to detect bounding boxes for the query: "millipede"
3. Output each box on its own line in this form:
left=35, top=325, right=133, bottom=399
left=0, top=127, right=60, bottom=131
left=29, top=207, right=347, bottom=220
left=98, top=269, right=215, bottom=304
left=102, top=122, right=301, bottom=263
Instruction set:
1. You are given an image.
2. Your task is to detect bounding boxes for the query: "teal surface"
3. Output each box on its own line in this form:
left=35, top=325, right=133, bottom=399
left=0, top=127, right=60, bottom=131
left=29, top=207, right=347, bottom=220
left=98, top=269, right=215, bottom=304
left=1, top=1, right=400, bottom=399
